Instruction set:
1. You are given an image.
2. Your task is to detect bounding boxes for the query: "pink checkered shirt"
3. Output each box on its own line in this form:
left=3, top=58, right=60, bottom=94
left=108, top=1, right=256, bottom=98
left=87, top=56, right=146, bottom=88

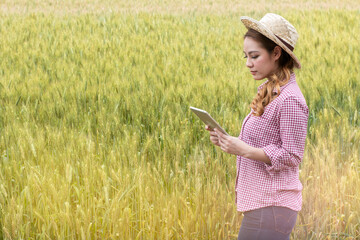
left=236, top=73, right=308, bottom=212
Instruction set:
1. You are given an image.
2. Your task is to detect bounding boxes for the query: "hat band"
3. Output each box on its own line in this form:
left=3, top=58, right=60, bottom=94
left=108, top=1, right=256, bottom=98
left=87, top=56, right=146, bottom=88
left=275, top=35, right=294, bottom=52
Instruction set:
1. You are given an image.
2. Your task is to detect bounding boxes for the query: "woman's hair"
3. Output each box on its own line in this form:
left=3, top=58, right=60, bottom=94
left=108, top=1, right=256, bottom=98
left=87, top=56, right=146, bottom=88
left=244, top=29, right=295, bottom=116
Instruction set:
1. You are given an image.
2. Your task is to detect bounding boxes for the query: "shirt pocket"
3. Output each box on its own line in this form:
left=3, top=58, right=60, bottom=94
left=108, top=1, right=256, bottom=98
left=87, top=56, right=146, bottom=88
left=244, top=114, right=279, bottom=147
left=243, top=117, right=267, bottom=144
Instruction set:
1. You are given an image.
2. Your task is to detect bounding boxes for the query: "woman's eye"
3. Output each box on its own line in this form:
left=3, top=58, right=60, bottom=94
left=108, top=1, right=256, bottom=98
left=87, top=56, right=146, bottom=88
left=243, top=55, right=259, bottom=59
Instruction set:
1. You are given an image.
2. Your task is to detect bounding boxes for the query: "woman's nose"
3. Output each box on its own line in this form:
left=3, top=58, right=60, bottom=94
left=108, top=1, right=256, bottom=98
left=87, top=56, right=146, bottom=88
left=246, top=58, right=253, bottom=68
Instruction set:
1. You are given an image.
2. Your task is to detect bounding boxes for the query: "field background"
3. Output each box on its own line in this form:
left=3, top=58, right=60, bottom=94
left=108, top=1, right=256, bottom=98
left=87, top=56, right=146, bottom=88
left=0, top=0, right=359, bottom=239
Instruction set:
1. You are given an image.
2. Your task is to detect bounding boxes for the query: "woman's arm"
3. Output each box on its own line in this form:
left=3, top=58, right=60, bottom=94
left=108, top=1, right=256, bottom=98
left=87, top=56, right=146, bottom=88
left=211, top=128, right=271, bottom=164
left=262, top=96, right=309, bottom=171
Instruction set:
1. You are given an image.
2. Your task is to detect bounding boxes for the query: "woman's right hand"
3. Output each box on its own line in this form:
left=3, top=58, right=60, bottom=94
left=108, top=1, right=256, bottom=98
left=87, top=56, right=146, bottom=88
left=205, top=125, right=220, bottom=146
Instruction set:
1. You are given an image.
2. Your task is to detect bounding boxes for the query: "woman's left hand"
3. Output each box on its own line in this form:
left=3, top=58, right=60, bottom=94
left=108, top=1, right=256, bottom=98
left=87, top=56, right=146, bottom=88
left=215, top=129, right=250, bottom=156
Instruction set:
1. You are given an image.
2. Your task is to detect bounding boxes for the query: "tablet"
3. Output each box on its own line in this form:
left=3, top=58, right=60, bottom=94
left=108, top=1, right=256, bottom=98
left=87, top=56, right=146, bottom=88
left=190, top=106, right=228, bottom=135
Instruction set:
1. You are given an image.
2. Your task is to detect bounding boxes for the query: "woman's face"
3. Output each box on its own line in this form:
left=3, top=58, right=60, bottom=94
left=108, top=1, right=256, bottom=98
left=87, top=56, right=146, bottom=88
left=243, top=37, right=280, bottom=80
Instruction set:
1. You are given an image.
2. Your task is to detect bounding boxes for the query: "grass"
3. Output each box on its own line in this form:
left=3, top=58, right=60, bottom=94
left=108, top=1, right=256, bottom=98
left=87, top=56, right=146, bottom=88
left=0, top=2, right=359, bottom=239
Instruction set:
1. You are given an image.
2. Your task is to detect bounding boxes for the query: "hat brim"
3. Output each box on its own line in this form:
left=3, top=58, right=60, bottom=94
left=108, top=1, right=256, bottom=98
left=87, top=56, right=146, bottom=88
left=240, top=16, right=301, bottom=69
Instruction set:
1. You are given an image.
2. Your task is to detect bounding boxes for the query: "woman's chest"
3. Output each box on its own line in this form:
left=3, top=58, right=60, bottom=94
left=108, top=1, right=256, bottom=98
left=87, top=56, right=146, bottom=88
left=241, top=102, right=281, bottom=145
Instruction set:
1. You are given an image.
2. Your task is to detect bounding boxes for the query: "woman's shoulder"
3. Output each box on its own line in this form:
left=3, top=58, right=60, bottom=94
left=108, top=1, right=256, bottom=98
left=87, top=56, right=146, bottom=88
left=277, top=92, right=308, bottom=122
left=276, top=81, right=308, bottom=115
left=279, top=80, right=306, bottom=102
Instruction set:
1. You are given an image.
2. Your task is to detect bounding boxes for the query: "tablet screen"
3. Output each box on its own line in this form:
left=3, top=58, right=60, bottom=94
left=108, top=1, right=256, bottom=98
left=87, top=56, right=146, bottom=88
left=190, top=106, right=228, bottom=135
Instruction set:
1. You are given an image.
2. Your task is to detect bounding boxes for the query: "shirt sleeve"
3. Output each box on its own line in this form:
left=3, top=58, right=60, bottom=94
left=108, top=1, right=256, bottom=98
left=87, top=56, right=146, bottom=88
left=262, top=96, right=309, bottom=172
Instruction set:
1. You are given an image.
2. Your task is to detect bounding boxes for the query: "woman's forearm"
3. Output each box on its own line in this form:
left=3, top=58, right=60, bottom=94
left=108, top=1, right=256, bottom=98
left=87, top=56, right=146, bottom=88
left=213, top=128, right=271, bottom=165
left=243, top=145, right=271, bottom=165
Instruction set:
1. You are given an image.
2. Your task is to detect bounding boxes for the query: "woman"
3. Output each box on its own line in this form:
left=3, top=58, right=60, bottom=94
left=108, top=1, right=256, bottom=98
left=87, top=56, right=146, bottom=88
left=206, top=13, right=308, bottom=240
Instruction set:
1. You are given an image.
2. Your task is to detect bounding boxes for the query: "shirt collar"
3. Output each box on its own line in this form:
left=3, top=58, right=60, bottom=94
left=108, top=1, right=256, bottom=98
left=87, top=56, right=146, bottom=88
left=280, top=72, right=296, bottom=91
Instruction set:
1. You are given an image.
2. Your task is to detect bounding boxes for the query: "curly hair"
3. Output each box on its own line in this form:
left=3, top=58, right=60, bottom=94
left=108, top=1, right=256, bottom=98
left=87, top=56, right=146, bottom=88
left=244, top=29, right=295, bottom=116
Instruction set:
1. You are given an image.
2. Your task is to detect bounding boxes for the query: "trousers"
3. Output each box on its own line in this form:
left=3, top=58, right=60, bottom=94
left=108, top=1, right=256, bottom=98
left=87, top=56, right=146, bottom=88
left=237, top=206, right=298, bottom=240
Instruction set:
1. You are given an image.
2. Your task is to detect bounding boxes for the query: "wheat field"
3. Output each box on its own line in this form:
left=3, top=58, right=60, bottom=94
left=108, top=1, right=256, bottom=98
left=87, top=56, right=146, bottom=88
left=0, top=1, right=359, bottom=239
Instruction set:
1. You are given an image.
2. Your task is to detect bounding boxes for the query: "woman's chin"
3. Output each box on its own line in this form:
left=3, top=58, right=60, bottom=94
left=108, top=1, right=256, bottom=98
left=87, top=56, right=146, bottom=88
left=252, top=75, right=265, bottom=81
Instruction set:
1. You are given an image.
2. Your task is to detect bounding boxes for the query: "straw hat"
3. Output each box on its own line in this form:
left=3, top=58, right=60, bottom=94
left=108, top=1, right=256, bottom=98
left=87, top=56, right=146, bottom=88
left=240, top=13, right=301, bottom=69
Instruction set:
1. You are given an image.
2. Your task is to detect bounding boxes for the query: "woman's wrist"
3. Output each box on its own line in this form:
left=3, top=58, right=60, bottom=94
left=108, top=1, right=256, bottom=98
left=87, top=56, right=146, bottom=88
left=242, top=145, right=255, bottom=159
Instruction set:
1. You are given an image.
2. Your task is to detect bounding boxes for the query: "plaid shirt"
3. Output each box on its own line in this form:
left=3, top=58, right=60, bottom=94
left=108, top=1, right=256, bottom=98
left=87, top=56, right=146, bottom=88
left=236, top=73, right=308, bottom=212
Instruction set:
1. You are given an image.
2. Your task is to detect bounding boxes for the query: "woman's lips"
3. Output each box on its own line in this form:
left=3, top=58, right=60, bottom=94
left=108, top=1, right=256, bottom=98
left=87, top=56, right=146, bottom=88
left=251, top=71, right=257, bottom=75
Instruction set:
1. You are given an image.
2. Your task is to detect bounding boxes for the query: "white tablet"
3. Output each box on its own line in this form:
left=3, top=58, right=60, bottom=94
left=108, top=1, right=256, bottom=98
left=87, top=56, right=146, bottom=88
left=190, top=106, right=228, bottom=135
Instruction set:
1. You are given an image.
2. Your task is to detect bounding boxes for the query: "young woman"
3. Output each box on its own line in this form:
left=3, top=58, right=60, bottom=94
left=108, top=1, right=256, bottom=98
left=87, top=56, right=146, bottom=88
left=206, top=13, right=309, bottom=240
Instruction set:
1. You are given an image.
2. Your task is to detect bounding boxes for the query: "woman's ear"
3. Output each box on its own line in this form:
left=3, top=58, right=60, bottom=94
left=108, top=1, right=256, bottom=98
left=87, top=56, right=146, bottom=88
left=273, top=46, right=282, bottom=61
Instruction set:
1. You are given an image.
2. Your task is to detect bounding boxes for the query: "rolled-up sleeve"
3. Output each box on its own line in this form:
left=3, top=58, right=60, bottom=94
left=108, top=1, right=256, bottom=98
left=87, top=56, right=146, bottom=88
left=263, top=96, right=309, bottom=172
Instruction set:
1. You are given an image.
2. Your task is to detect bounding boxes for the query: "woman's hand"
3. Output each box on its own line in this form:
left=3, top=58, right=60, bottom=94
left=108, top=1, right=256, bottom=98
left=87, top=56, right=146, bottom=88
left=205, top=126, right=271, bottom=163
left=214, top=129, right=250, bottom=156
left=205, top=125, right=220, bottom=146
left=205, top=127, right=271, bottom=163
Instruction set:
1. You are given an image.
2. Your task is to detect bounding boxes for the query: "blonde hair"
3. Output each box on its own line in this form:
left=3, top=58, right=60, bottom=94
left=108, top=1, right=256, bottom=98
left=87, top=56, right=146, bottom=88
left=250, top=68, right=292, bottom=116
left=244, top=29, right=295, bottom=116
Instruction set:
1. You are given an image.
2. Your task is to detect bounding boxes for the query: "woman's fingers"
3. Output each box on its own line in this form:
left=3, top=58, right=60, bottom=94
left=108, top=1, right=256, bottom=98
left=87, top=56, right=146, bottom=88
left=209, top=132, right=218, bottom=140
left=210, top=137, right=220, bottom=146
left=205, top=126, right=221, bottom=146
left=209, top=131, right=217, bottom=137
left=214, top=128, right=226, bottom=138
left=210, top=136, right=218, bottom=142
left=215, top=129, right=236, bottom=153
left=205, top=125, right=214, bottom=131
